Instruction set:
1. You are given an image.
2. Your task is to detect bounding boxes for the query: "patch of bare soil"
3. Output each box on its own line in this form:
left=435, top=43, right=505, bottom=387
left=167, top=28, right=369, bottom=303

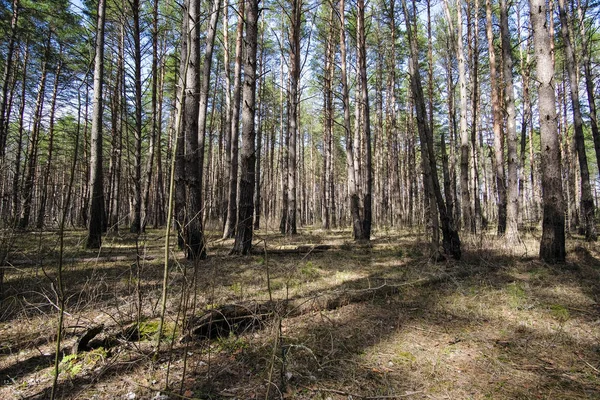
left=1, top=228, right=599, bottom=399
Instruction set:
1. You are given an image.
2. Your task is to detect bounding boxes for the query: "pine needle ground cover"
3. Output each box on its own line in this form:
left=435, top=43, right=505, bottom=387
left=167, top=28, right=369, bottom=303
left=1, top=228, right=599, bottom=399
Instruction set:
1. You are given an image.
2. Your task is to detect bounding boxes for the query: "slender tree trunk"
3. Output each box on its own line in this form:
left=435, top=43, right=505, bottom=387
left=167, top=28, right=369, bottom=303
left=339, top=0, right=363, bottom=240
left=485, top=0, right=507, bottom=236
left=530, top=0, right=566, bottom=262
left=224, top=0, right=244, bottom=239
left=141, top=0, right=160, bottom=230
left=12, top=43, right=28, bottom=225
left=0, top=0, right=19, bottom=157
left=196, top=0, right=220, bottom=235
left=500, top=0, right=520, bottom=244
left=557, top=0, right=597, bottom=241
left=20, top=31, right=51, bottom=229
left=254, top=13, right=265, bottom=231
left=357, top=0, right=372, bottom=239
left=87, top=0, right=107, bottom=248
left=454, top=0, right=473, bottom=232
left=182, top=0, right=204, bottom=259
left=36, top=54, right=63, bottom=229
left=130, top=0, right=143, bottom=233
left=232, top=0, right=259, bottom=254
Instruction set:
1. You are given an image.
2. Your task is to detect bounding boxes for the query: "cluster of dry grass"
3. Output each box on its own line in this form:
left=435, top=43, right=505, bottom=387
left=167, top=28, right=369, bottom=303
left=0, top=227, right=599, bottom=399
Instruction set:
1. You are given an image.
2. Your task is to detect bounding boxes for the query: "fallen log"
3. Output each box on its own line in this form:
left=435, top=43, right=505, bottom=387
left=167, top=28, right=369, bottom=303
left=181, top=280, right=419, bottom=342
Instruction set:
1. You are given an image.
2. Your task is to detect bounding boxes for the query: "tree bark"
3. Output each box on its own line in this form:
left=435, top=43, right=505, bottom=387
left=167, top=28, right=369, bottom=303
left=339, top=0, right=363, bottom=240
left=86, top=0, right=107, bottom=248
left=224, top=0, right=244, bottom=239
left=500, top=0, right=519, bottom=244
left=530, top=0, right=566, bottom=262
left=356, top=0, right=372, bottom=240
left=0, top=0, right=19, bottom=158
left=485, top=0, right=507, bottom=236
left=232, top=0, right=259, bottom=255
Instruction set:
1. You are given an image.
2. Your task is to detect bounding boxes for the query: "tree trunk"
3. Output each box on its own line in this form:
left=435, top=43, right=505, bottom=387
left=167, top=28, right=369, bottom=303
left=357, top=0, right=372, bottom=240
left=232, top=0, right=259, bottom=255
left=339, top=0, right=363, bottom=240
left=182, top=0, right=205, bottom=259
left=224, top=0, right=244, bottom=239
left=500, top=0, right=519, bottom=244
left=0, top=0, right=19, bottom=158
left=485, top=0, right=507, bottom=236
left=130, top=0, right=143, bottom=234
left=20, top=31, right=51, bottom=229
left=530, top=0, right=566, bottom=262
left=86, top=0, right=107, bottom=248
left=455, top=0, right=473, bottom=233
left=36, top=54, right=62, bottom=229
left=196, top=0, right=221, bottom=234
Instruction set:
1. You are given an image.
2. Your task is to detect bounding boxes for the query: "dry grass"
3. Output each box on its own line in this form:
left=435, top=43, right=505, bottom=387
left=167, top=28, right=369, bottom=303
left=0, top=227, right=599, bottom=399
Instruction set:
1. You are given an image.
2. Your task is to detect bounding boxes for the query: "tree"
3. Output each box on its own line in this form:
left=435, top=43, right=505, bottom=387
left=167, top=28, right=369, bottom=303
left=232, top=0, right=259, bottom=254
left=87, top=0, right=107, bottom=248
left=485, top=0, right=507, bottom=236
left=530, top=0, right=566, bottom=262
left=356, top=0, right=372, bottom=240
left=224, top=0, right=244, bottom=239
left=500, top=0, right=519, bottom=244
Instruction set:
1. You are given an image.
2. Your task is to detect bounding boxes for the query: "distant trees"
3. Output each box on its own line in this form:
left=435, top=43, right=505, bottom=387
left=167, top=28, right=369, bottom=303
left=0, top=0, right=598, bottom=262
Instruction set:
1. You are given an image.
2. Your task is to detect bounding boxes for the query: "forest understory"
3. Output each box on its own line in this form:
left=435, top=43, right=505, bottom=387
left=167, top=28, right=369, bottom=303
left=1, top=226, right=599, bottom=399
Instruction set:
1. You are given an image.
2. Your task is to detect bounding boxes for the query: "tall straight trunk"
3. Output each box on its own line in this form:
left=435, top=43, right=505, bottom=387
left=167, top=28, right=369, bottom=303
left=357, top=0, right=372, bottom=239
left=87, top=0, right=107, bottom=248
left=322, top=7, right=334, bottom=230
left=254, top=13, right=265, bottom=230
left=485, top=0, right=507, bottom=236
left=19, top=32, right=51, bottom=229
left=0, top=0, right=19, bottom=157
left=142, top=0, right=160, bottom=230
left=468, top=0, right=483, bottom=231
left=108, top=20, right=125, bottom=231
left=232, top=0, right=258, bottom=254
left=426, top=0, right=441, bottom=243
left=222, top=0, right=233, bottom=231
left=339, top=0, right=363, bottom=239
left=181, top=0, right=204, bottom=259
left=36, top=55, right=62, bottom=228
left=12, top=43, right=29, bottom=225
left=197, top=0, right=221, bottom=231
left=530, top=0, right=565, bottom=262
left=403, top=0, right=461, bottom=259
left=284, top=0, right=301, bottom=235
left=224, top=0, right=244, bottom=239
left=500, top=0, right=519, bottom=244
left=557, top=0, right=597, bottom=241
left=443, top=23, right=455, bottom=231
left=454, top=0, right=473, bottom=232
left=130, top=0, right=143, bottom=233
left=173, top=10, right=188, bottom=249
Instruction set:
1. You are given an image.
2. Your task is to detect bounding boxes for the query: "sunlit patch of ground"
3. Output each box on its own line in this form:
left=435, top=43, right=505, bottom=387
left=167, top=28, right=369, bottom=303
left=1, top=228, right=599, bottom=399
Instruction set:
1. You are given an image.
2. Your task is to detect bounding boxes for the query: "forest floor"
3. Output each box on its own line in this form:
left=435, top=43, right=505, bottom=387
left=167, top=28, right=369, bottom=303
left=1, top=225, right=599, bottom=399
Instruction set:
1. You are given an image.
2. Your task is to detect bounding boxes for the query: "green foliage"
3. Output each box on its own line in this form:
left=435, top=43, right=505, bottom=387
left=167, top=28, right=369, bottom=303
left=506, top=282, right=527, bottom=309
left=549, top=304, right=570, bottom=323
left=299, top=261, right=320, bottom=280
